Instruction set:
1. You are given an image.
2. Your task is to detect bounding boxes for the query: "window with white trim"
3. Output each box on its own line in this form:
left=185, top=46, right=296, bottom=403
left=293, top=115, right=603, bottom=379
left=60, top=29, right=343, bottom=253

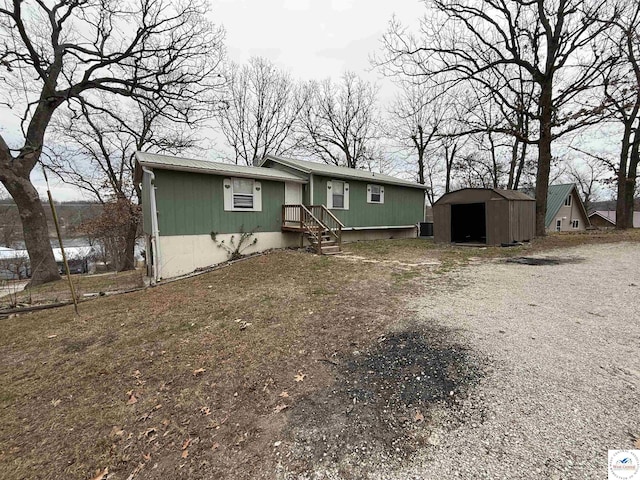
left=233, top=178, right=254, bottom=209
left=367, top=184, right=384, bottom=204
left=571, top=220, right=579, bottom=229
left=223, top=178, right=262, bottom=211
left=332, top=180, right=345, bottom=208
left=326, top=180, right=349, bottom=209
left=564, top=195, right=571, bottom=206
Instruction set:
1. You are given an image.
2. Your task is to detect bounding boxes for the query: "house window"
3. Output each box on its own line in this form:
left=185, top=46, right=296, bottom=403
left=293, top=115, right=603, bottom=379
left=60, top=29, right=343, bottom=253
left=367, top=184, right=384, bottom=204
left=332, top=180, right=345, bottom=208
left=571, top=220, right=579, bottom=229
left=223, top=178, right=262, bottom=212
left=556, top=219, right=562, bottom=232
left=564, top=195, right=571, bottom=206
left=233, top=178, right=254, bottom=209
left=327, top=180, right=349, bottom=209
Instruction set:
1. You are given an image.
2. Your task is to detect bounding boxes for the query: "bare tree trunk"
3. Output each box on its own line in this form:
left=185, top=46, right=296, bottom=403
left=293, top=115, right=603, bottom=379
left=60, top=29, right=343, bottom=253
left=535, top=84, right=553, bottom=236
left=120, top=218, right=138, bottom=271
left=2, top=170, right=60, bottom=284
left=622, top=129, right=640, bottom=228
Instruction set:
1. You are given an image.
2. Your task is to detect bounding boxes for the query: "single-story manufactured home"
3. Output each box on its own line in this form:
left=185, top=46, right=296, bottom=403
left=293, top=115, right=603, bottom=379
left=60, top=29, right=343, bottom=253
left=545, top=184, right=590, bottom=232
left=588, top=210, right=640, bottom=228
left=433, top=188, right=536, bottom=245
left=135, top=152, right=428, bottom=281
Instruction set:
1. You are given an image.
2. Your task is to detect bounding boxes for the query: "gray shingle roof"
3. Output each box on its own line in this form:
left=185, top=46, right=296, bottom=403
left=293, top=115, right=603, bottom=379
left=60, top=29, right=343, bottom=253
left=260, top=155, right=429, bottom=190
left=135, top=152, right=307, bottom=183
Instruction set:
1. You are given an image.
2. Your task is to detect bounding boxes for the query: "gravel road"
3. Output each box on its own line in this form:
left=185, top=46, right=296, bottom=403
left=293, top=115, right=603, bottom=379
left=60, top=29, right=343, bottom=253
left=392, top=241, right=640, bottom=479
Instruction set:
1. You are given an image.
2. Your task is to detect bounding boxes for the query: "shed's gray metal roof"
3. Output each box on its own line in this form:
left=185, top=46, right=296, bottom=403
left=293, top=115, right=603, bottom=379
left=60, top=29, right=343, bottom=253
left=545, top=184, right=575, bottom=227
left=260, top=154, right=429, bottom=190
left=135, top=152, right=307, bottom=183
left=433, top=188, right=535, bottom=204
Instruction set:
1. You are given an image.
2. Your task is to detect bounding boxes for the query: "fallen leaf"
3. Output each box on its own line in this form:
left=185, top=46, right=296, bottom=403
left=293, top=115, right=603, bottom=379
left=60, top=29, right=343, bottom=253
left=142, top=452, right=151, bottom=461
left=90, top=467, right=109, bottom=480
left=200, top=406, right=211, bottom=416
left=278, top=391, right=289, bottom=398
left=294, top=372, right=306, bottom=382
left=273, top=403, right=288, bottom=413
left=193, top=368, right=206, bottom=376
left=182, top=438, right=191, bottom=450
left=414, top=410, right=424, bottom=423
left=47, top=334, right=57, bottom=339
left=211, top=442, right=220, bottom=451
left=110, top=426, right=124, bottom=437
left=181, top=449, right=189, bottom=459
left=127, top=393, right=138, bottom=405
left=51, top=398, right=61, bottom=407
left=635, top=437, right=640, bottom=449
left=132, top=370, right=141, bottom=378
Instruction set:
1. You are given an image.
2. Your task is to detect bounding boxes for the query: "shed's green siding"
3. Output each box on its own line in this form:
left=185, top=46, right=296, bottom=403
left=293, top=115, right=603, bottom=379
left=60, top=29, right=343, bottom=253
left=154, top=169, right=284, bottom=235
left=313, top=175, right=424, bottom=227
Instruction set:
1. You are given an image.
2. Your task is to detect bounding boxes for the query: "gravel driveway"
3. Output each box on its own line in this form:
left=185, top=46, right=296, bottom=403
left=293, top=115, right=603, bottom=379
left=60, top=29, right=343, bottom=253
left=393, top=241, right=640, bottom=479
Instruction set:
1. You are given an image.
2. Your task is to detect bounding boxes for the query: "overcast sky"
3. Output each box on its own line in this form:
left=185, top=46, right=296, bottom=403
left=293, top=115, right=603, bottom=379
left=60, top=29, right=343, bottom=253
left=2, top=0, right=425, bottom=202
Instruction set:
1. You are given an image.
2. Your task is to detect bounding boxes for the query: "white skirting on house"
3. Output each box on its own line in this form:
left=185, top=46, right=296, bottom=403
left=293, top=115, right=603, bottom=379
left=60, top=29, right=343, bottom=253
left=157, top=231, right=300, bottom=279
left=341, top=226, right=417, bottom=243
left=154, top=226, right=418, bottom=280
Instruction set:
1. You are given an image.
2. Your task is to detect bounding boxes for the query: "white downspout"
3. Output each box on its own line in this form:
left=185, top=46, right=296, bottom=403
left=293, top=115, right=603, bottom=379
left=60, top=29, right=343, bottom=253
left=142, top=167, right=162, bottom=283
left=309, top=173, right=314, bottom=205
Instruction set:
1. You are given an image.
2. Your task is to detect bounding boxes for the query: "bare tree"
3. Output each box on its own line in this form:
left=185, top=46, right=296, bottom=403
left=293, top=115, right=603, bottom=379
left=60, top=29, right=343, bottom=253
left=0, top=191, right=20, bottom=248
left=387, top=82, right=443, bottom=185
left=563, top=157, right=608, bottom=210
left=0, top=0, right=224, bottom=285
left=378, top=0, right=617, bottom=236
left=47, top=97, right=204, bottom=270
left=601, top=3, right=640, bottom=229
left=217, top=57, right=307, bottom=165
left=299, top=72, right=380, bottom=169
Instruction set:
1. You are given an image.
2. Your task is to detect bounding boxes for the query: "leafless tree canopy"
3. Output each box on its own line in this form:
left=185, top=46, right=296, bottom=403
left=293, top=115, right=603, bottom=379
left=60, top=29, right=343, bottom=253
left=298, top=72, right=380, bottom=169
left=217, top=57, right=307, bottom=166
left=377, top=0, right=620, bottom=235
left=0, top=0, right=225, bottom=284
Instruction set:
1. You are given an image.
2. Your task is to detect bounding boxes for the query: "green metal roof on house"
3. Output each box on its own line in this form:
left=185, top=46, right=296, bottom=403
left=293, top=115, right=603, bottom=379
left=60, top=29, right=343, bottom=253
left=260, top=154, right=429, bottom=190
left=545, top=184, right=575, bottom=227
left=135, top=152, right=307, bottom=183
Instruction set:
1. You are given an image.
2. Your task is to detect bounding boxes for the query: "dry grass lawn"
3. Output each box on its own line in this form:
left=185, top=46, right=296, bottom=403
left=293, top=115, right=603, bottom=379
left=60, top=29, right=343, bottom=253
left=1, top=230, right=639, bottom=480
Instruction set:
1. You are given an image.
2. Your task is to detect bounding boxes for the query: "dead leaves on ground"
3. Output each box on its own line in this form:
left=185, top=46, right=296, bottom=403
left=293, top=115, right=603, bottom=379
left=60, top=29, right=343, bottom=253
left=193, top=367, right=206, bottom=376
left=89, top=467, right=108, bottom=480
left=126, top=391, right=138, bottom=405
left=294, top=371, right=306, bottom=382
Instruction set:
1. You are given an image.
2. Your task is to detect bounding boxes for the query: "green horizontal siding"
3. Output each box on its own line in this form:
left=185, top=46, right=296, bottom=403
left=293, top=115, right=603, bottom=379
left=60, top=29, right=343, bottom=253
left=313, top=175, right=425, bottom=227
left=154, top=169, right=284, bottom=235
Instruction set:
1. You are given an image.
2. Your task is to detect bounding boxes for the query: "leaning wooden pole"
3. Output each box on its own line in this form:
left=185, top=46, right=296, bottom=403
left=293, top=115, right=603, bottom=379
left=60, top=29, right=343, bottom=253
left=41, top=165, right=79, bottom=315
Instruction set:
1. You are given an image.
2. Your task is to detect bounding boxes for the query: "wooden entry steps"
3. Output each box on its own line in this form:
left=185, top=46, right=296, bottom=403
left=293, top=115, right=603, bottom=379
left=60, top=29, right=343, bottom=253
left=282, top=204, right=344, bottom=255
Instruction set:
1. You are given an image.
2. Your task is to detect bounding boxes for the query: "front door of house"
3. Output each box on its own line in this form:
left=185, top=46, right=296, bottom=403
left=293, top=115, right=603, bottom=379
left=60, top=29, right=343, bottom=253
left=284, top=182, right=303, bottom=224
left=285, top=182, right=302, bottom=205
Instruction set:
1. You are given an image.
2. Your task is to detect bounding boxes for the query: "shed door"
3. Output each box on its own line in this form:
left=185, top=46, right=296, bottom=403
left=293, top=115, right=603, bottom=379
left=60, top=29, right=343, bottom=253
left=285, top=182, right=302, bottom=205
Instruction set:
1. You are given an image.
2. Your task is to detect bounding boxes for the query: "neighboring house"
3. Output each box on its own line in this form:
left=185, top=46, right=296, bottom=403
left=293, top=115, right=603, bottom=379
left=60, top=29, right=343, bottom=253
left=588, top=210, right=640, bottom=229
left=433, top=188, right=536, bottom=245
left=135, top=152, right=428, bottom=281
left=545, top=184, right=590, bottom=232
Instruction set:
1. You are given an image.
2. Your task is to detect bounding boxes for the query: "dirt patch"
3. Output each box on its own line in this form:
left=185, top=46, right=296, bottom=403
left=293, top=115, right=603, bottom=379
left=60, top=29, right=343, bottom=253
left=279, top=328, right=484, bottom=478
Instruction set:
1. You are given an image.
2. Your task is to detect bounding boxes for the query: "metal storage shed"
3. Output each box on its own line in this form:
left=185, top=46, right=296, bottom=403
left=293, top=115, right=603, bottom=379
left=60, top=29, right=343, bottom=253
left=433, top=188, right=536, bottom=245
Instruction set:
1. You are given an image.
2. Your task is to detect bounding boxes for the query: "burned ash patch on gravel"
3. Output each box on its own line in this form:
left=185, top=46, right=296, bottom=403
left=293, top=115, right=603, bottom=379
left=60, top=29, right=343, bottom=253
left=279, top=329, right=485, bottom=477
left=505, top=256, right=585, bottom=266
